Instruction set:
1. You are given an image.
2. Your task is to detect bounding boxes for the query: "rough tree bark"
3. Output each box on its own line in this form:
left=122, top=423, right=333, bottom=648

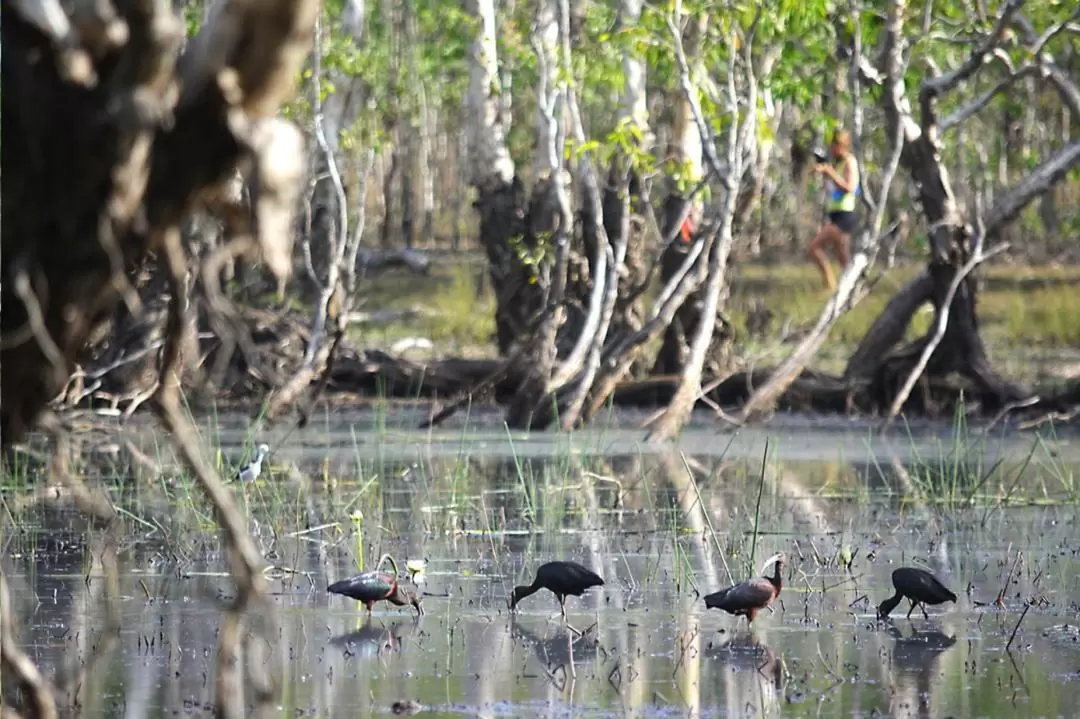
left=601, top=0, right=652, bottom=346
left=379, top=0, right=403, bottom=248
left=1, top=0, right=317, bottom=442
left=464, top=0, right=531, bottom=357
left=844, top=0, right=1079, bottom=416
left=646, top=14, right=755, bottom=443
left=1, top=3, right=318, bottom=718
left=503, top=0, right=567, bottom=427
left=652, top=10, right=733, bottom=378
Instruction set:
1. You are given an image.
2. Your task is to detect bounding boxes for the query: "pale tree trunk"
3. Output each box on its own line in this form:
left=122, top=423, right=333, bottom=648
left=734, top=50, right=781, bottom=254
left=498, top=0, right=515, bottom=132
left=307, top=1, right=367, bottom=284
left=419, top=83, right=436, bottom=243
left=463, top=0, right=515, bottom=193
left=380, top=0, right=401, bottom=248
left=652, top=10, right=719, bottom=377
left=464, top=0, right=529, bottom=356
left=605, top=0, right=651, bottom=346
left=504, top=0, right=564, bottom=427
left=268, top=13, right=374, bottom=421
left=529, top=0, right=625, bottom=430
left=646, top=18, right=754, bottom=443
left=506, top=0, right=637, bottom=429
left=399, top=0, right=417, bottom=248
left=509, top=0, right=655, bottom=428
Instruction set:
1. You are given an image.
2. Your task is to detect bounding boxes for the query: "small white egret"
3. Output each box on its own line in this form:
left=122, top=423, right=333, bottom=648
left=238, top=443, right=270, bottom=482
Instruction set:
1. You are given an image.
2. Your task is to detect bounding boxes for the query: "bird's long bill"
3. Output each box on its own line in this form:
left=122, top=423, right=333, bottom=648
left=758, top=552, right=784, bottom=575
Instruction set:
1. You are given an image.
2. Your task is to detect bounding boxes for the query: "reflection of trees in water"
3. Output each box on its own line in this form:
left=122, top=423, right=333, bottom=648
left=703, top=632, right=783, bottom=717
left=3, top=504, right=126, bottom=716
left=885, top=625, right=957, bottom=719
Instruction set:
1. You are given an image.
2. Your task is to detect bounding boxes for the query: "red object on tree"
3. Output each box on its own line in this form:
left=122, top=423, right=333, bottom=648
left=679, top=214, right=695, bottom=243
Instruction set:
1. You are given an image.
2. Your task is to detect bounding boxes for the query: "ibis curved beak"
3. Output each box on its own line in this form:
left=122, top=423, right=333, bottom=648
left=758, top=552, right=785, bottom=575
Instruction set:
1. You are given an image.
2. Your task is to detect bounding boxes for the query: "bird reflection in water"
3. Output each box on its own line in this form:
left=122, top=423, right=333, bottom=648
left=705, top=632, right=783, bottom=716
left=885, top=624, right=957, bottom=719
left=510, top=616, right=599, bottom=690
left=330, top=615, right=421, bottom=660
left=705, top=632, right=782, bottom=692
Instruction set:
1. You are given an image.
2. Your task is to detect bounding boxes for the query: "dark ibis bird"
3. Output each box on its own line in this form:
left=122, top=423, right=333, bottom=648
left=509, top=561, right=604, bottom=629
left=704, top=553, right=785, bottom=625
left=328, top=570, right=424, bottom=616
left=876, top=567, right=956, bottom=620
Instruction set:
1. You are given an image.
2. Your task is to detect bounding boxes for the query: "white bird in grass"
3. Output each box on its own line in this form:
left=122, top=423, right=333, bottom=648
left=238, top=443, right=270, bottom=482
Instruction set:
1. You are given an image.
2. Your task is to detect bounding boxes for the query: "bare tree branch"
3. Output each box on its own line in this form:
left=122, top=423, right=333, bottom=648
left=983, top=140, right=1080, bottom=234
left=883, top=232, right=1011, bottom=426
left=918, top=0, right=1024, bottom=126
left=940, top=65, right=1041, bottom=131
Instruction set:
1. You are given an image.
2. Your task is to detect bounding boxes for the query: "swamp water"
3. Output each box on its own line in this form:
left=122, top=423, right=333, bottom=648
left=3, top=409, right=1080, bottom=718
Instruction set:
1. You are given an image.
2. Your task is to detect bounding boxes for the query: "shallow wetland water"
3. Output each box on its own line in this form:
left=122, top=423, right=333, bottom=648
left=3, top=409, right=1079, bottom=717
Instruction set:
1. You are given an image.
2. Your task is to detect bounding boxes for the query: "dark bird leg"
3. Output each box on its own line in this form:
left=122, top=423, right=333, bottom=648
left=545, top=594, right=567, bottom=624
left=558, top=595, right=585, bottom=637
left=919, top=603, right=929, bottom=620
left=906, top=599, right=919, bottom=619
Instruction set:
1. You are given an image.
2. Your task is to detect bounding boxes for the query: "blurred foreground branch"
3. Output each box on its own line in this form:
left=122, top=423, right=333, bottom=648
left=1, top=0, right=318, bottom=716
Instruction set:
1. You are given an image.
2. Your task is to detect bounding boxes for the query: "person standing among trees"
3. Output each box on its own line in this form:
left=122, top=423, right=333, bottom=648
left=805, top=129, right=859, bottom=291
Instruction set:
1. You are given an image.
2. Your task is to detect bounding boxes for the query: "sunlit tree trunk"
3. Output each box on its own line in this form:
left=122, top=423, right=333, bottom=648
left=308, top=0, right=367, bottom=285
left=503, top=0, right=564, bottom=426
left=652, top=12, right=730, bottom=379
left=399, top=0, right=418, bottom=248
left=379, top=0, right=402, bottom=247
left=419, top=84, right=436, bottom=244
left=605, top=0, right=651, bottom=347
left=464, top=0, right=531, bottom=356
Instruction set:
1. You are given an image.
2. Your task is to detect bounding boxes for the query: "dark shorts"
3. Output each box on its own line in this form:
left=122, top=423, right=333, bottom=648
left=828, top=211, right=858, bottom=234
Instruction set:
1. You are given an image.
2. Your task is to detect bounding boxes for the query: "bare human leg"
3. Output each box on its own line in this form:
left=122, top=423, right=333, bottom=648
left=806, top=224, right=840, bottom=291
left=832, top=229, right=852, bottom=270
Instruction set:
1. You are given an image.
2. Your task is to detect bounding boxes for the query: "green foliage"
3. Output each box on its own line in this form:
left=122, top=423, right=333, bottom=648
left=508, top=231, right=557, bottom=285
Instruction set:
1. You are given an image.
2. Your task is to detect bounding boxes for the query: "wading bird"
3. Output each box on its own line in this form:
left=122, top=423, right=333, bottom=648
left=329, top=570, right=424, bottom=616
left=704, top=553, right=785, bottom=626
left=877, top=567, right=957, bottom=620
left=510, top=561, right=604, bottom=633
left=238, top=443, right=270, bottom=482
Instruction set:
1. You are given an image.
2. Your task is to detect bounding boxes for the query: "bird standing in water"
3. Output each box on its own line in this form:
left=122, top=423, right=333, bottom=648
left=704, top=553, right=785, bottom=626
left=328, top=570, right=424, bottom=616
left=877, top=567, right=957, bottom=620
left=238, top=443, right=270, bottom=482
left=510, top=561, right=604, bottom=634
